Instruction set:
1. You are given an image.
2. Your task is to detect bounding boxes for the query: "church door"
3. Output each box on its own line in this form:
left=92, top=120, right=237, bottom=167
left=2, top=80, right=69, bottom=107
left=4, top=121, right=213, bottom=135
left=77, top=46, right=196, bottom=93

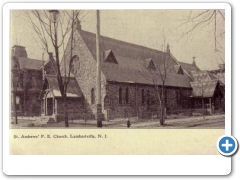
left=47, top=98, right=53, bottom=115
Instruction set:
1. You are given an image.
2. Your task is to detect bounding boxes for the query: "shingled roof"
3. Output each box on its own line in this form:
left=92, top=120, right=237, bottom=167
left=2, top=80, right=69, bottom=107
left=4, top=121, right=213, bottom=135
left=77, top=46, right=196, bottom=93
left=18, top=57, right=43, bottom=70
left=179, top=61, right=200, bottom=74
left=79, top=30, right=193, bottom=88
left=45, top=75, right=82, bottom=98
left=191, top=71, right=218, bottom=82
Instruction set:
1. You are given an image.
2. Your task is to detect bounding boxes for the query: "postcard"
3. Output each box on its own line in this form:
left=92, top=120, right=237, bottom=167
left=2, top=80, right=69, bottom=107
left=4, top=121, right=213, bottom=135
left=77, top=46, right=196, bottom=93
left=2, top=2, right=234, bottom=175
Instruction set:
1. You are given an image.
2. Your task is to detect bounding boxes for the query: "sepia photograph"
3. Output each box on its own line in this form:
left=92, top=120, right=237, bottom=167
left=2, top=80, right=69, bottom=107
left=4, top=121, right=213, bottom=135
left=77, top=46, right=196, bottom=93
left=3, top=2, right=235, bottom=176
left=10, top=9, right=225, bottom=129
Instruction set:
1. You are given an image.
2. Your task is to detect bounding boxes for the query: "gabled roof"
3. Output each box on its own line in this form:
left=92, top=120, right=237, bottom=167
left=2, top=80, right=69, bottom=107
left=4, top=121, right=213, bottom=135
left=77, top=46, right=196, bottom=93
left=190, top=80, right=218, bottom=98
left=18, top=57, right=43, bottom=70
left=78, top=30, right=193, bottom=88
left=104, top=50, right=118, bottom=64
left=145, top=58, right=156, bottom=70
left=39, top=59, right=55, bottom=68
left=39, top=59, right=57, bottom=75
left=44, top=75, right=82, bottom=98
left=179, top=61, right=200, bottom=74
left=174, top=65, right=184, bottom=74
left=206, top=71, right=218, bottom=80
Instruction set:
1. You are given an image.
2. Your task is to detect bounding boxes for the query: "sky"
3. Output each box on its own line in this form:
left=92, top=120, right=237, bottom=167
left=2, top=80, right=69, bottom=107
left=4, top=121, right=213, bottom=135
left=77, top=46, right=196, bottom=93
left=10, top=10, right=225, bottom=70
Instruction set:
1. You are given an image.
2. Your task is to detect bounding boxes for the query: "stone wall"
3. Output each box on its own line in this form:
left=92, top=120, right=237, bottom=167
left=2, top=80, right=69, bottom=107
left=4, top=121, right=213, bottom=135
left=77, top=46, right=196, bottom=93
left=102, top=82, right=192, bottom=120
left=61, top=29, right=107, bottom=119
left=56, top=98, right=91, bottom=121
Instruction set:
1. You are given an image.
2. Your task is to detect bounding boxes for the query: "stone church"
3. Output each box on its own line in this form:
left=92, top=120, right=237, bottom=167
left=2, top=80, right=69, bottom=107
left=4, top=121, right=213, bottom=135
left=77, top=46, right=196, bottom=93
left=37, top=21, right=225, bottom=122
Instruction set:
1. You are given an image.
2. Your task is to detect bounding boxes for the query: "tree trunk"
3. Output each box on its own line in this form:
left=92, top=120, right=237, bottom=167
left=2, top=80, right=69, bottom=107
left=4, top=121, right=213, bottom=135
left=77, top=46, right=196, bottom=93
left=202, top=97, right=205, bottom=119
left=160, top=86, right=165, bottom=125
left=13, top=92, right=18, bottom=124
left=159, top=103, right=163, bottom=126
left=156, top=89, right=162, bottom=126
left=63, top=94, right=69, bottom=127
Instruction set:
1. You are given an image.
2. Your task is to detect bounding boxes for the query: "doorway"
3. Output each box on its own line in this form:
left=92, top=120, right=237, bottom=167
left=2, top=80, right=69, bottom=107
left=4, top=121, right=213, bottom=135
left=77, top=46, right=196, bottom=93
left=47, top=98, right=53, bottom=115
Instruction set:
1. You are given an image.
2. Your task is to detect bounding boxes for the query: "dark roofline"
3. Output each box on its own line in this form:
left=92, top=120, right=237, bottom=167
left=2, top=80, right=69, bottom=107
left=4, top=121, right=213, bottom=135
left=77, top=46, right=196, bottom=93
left=45, top=74, right=76, bottom=80
left=107, top=80, right=191, bottom=89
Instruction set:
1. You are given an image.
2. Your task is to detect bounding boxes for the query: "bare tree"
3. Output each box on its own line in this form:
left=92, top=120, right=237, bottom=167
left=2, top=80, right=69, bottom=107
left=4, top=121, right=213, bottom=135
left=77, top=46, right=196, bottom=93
left=141, top=38, right=172, bottom=126
left=179, top=10, right=225, bottom=52
left=201, top=81, right=206, bottom=120
left=25, top=10, right=84, bottom=127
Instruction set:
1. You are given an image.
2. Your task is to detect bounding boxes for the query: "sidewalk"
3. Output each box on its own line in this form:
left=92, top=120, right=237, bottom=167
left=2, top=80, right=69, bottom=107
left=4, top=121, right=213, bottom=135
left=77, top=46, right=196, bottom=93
left=10, top=114, right=225, bottom=129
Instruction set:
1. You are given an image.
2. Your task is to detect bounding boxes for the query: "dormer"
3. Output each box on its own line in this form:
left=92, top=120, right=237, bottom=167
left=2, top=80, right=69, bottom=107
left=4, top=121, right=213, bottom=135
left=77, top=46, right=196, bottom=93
left=103, top=50, right=118, bottom=64
left=174, top=64, right=184, bottom=75
left=145, top=58, right=156, bottom=70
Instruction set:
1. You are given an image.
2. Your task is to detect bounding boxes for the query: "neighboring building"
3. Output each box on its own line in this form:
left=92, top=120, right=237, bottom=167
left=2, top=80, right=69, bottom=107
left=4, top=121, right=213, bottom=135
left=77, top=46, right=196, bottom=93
left=209, top=63, right=225, bottom=84
left=11, top=45, right=56, bottom=116
left=190, top=70, right=224, bottom=112
left=39, top=21, right=225, bottom=122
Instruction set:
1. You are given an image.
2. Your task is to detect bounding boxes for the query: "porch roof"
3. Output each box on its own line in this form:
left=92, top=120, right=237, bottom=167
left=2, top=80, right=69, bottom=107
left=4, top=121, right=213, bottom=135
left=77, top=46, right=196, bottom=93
left=45, top=75, right=82, bottom=98
left=190, top=80, right=218, bottom=98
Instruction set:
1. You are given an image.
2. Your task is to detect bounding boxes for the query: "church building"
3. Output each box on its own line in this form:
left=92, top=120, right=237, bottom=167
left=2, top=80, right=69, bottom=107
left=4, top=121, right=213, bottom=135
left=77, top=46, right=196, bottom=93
left=38, top=20, right=224, bottom=122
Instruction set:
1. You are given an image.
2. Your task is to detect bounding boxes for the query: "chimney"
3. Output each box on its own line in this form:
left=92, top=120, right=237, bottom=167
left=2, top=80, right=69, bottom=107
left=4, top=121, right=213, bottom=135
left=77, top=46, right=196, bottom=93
left=166, top=43, right=170, bottom=54
left=192, top=56, right=196, bottom=66
left=12, top=45, right=28, bottom=58
left=49, top=52, right=54, bottom=61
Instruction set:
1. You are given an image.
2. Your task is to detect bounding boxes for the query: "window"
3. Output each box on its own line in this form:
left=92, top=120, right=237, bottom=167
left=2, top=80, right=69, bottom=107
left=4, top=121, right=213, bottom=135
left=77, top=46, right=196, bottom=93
left=18, top=73, right=23, bottom=87
left=142, top=89, right=145, bottom=104
left=125, top=88, right=129, bottom=104
left=104, top=95, right=111, bottom=108
left=119, top=88, right=122, bottom=104
left=147, top=89, right=150, bottom=105
left=91, top=88, right=95, bottom=104
left=104, top=50, right=118, bottom=64
left=70, top=55, right=80, bottom=75
left=16, top=96, right=20, bottom=111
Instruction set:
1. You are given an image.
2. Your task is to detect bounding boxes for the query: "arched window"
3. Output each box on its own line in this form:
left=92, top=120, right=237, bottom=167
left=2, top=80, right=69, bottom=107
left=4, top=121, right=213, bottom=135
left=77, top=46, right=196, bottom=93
left=104, top=95, right=110, bottom=109
left=119, top=88, right=122, bottom=104
left=70, top=55, right=80, bottom=75
left=91, top=88, right=95, bottom=104
left=125, top=88, right=129, bottom=104
left=142, top=89, right=145, bottom=104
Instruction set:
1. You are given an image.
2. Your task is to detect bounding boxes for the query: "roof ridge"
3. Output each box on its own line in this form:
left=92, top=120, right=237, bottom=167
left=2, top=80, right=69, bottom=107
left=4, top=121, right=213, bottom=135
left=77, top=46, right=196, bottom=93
left=79, top=29, right=166, bottom=55
left=179, top=61, right=192, bottom=65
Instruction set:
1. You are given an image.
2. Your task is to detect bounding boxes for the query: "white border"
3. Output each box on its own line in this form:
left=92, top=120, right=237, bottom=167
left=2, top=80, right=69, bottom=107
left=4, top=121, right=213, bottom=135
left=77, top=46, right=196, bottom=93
left=3, top=3, right=231, bottom=175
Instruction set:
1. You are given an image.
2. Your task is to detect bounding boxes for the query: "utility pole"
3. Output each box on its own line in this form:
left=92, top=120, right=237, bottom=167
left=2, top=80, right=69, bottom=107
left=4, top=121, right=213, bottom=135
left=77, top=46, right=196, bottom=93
left=96, top=10, right=103, bottom=127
